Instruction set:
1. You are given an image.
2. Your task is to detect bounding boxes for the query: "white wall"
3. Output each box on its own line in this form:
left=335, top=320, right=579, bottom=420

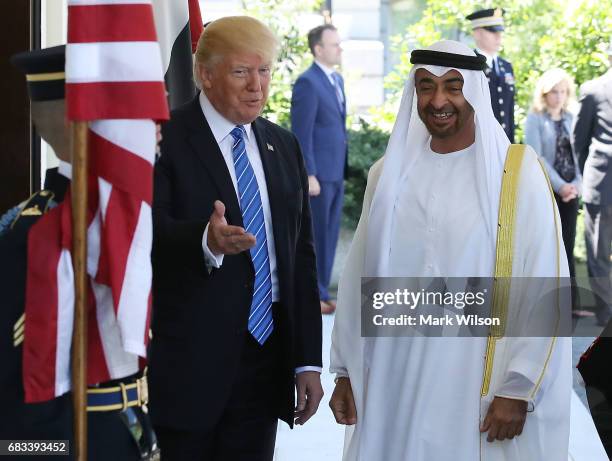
left=341, top=40, right=384, bottom=111
left=199, top=0, right=242, bottom=21
left=40, top=0, right=67, bottom=185
left=333, top=0, right=385, bottom=115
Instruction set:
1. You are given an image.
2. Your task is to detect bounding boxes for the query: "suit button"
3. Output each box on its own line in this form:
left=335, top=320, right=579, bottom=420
left=499, top=98, right=504, bottom=104
left=497, top=86, right=502, bottom=92
left=502, top=123, right=507, bottom=128
left=500, top=111, right=505, bottom=116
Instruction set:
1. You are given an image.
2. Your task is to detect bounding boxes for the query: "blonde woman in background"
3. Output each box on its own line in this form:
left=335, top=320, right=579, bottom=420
left=524, top=68, right=589, bottom=317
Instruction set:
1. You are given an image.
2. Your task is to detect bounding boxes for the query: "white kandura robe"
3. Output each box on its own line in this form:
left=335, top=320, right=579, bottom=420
left=330, top=142, right=572, bottom=461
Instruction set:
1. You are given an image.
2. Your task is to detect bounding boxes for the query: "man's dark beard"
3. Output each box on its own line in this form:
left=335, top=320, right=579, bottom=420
left=419, top=104, right=474, bottom=139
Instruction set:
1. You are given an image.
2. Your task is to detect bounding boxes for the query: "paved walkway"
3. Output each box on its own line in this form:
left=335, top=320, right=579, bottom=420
left=274, top=228, right=353, bottom=460
left=273, top=228, right=607, bottom=460
left=274, top=314, right=344, bottom=461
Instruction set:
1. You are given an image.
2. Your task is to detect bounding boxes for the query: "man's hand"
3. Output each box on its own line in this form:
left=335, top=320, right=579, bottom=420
left=329, top=377, right=357, bottom=425
left=294, top=371, right=324, bottom=425
left=480, top=396, right=528, bottom=442
left=558, top=184, right=577, bottom=202
left=207, top=200, right=256, bottom=255
left=308, top=175, right=321, bottom=197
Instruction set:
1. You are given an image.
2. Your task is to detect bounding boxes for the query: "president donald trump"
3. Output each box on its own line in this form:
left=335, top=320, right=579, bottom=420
left=149, top=16, right=324, bottom=461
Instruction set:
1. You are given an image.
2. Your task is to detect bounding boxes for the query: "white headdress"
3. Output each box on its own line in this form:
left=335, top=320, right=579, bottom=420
left=365, top=40, right=510, bottom=277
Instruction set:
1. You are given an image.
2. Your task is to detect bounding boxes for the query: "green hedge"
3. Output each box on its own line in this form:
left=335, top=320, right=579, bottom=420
left=343, top=119, right=390, bottom=228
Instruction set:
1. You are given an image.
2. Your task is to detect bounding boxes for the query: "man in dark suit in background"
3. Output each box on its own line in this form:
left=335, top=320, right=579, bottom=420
left=291, top=24, right=348, bottom=315
left=149, top=16, right=323, bottom=461
left=573, top=42, right=612, bottom=327
left=467, top=8, right=516, bottom=142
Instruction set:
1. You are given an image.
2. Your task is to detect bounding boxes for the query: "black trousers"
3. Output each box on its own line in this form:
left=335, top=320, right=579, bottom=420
left=584, top=204, right=612, bottom=322
left=555, top=195, right=580, bottom=309
left=155, top=331, right=281, bottom=461
left=1, top=393, right=144, bottom=461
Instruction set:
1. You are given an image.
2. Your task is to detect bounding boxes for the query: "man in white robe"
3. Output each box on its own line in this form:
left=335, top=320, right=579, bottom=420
left=329, top=40, right=572, bottom=460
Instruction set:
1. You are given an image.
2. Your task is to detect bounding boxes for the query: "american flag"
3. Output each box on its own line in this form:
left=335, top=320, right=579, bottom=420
left=23, top=0, right=169, bottom=402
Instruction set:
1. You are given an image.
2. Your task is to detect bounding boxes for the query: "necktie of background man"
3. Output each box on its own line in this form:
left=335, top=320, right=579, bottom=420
left=332, top=72, right=344, bottom=111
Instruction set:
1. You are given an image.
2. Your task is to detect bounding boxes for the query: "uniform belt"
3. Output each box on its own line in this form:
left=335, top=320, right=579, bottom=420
left=86, top=376, right=148, bottom=412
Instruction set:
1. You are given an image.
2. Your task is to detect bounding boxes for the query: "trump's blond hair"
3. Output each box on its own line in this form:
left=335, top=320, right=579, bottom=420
left=193, top=16, right=279, bottom=88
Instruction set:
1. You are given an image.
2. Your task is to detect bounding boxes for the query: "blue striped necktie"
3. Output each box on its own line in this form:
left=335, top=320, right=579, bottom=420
left=331, top=72, right=344, bottom=110
left=230, top=126, right=274, bottom=345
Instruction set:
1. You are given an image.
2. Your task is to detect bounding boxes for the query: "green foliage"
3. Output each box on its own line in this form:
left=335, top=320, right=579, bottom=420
left=506, top=0, right=612, bottom=139
left=374, top=0, right=612, bottom=141
left=242, top=0, right=323, bottom=128
left=343, top=120, right=390, bottom=228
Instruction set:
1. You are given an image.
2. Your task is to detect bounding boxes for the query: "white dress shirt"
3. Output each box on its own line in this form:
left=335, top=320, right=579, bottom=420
left=314, top=60, right=337, bottom=85
left=476, top=48, right=498, bottom=71
left=314, top=60, right=344, bottom=104
left=199, top=92, right=280, bottom=301
left=199, top=92, right=321, bottom=374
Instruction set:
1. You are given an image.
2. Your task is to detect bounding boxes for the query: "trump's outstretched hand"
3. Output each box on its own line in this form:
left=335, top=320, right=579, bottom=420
left=207, top=200, right=256, bottom=255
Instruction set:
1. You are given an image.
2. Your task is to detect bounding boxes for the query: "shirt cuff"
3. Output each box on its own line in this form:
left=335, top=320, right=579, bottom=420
left=334, top=371, right=349, bottom=380
left=494, top=394, right=535, bottom=413
left=202, top=223, right=224, bottom=269
left=295, top=366, right=322, bottom=374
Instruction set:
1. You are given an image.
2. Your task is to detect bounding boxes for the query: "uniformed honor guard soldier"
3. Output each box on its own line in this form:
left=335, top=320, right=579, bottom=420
left=0, top=45, right=158, bottom=461
left=467, top=7, right=516, bottom=142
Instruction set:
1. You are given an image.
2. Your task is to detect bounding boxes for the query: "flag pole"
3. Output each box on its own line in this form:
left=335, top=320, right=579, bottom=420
left=71, top=120, right=89, bottom=461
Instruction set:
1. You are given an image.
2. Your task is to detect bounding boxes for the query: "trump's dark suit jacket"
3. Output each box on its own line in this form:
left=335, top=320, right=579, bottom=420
left=149, top=95, right=322, bottom=431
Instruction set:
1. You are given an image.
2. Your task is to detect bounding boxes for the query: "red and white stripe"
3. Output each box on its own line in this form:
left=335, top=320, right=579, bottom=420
left=23, top=0, right=168, bottom=402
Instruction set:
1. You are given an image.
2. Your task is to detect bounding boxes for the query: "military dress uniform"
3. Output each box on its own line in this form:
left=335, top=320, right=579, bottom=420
left=2, top=46, right=158, bottom=461
left=0, top=173, right=72, bottom=461
left=484, top=55, right=515, bottom=142
left=0, top=168, right=158, bottom=461
left=467, top=8, right=516, bottom=142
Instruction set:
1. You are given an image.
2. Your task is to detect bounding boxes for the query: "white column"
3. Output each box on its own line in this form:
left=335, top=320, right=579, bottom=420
left=199, top=0, right=243, bottom=21
left=332, top=0, right=385, bottom=115
left=40, top=0, right=68, bottom=186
